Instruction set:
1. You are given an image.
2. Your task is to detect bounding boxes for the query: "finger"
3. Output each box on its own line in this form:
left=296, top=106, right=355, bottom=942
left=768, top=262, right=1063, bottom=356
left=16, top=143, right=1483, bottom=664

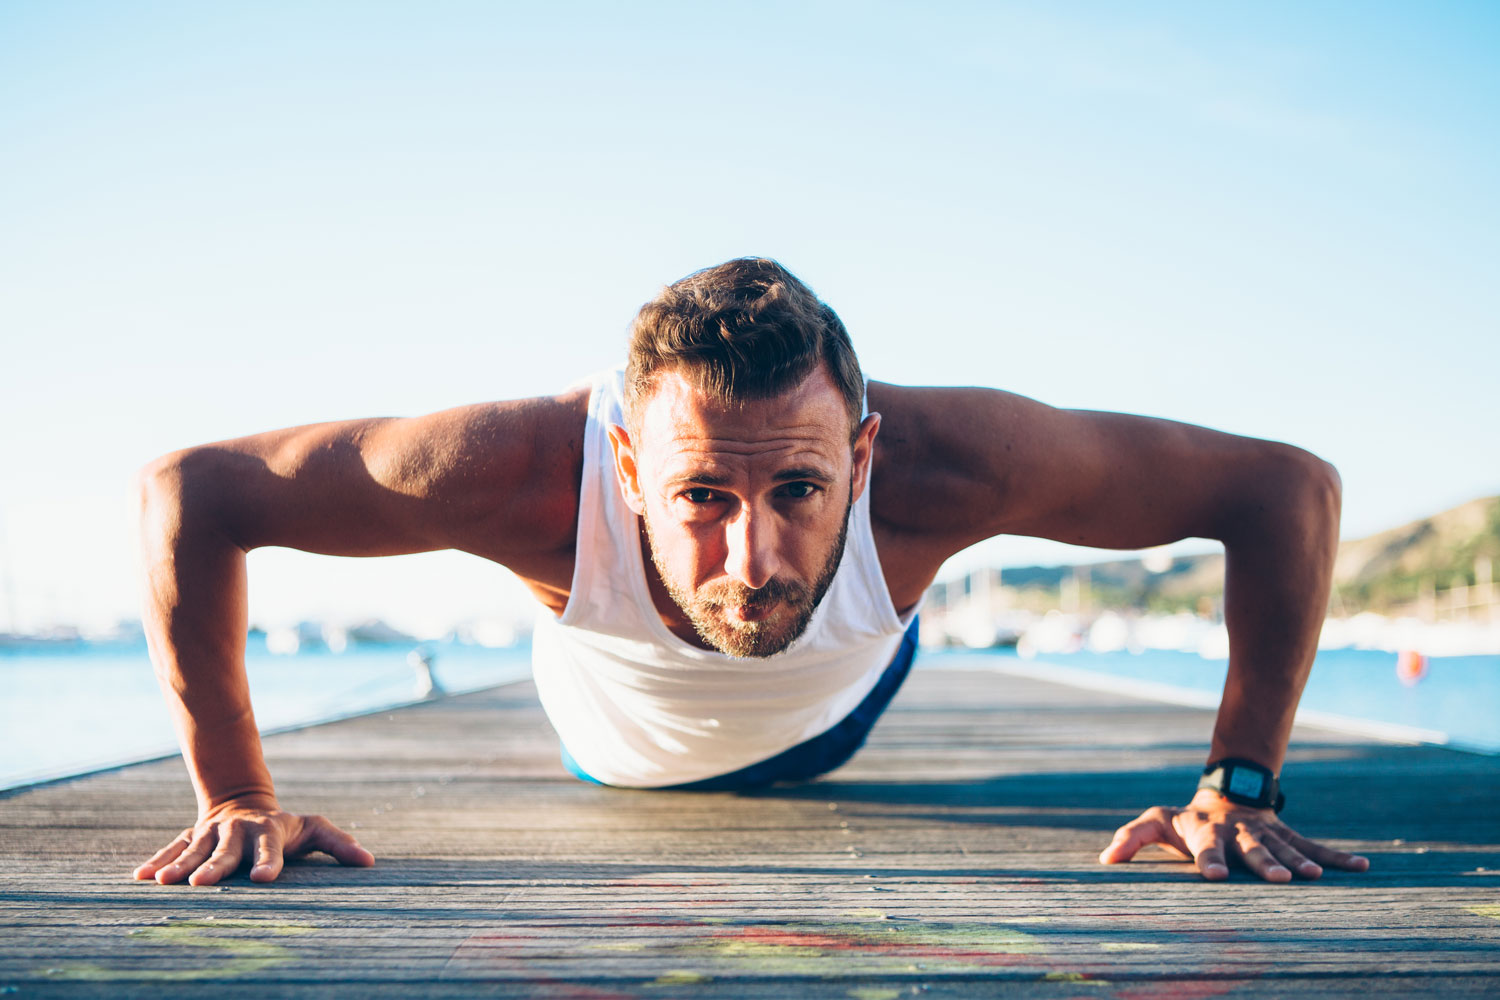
left=188, top=824, right=247, bottom=886
left=1192, top=841, right=1231, bottom=881
left=1180, top=822, right=1230, bottom=880
left=1262, top=831, right=1323, bottom=880
left=1234, top=826, right=1292, bottom=883
left=133, top=829, right=193, bottom=880
left=305, top=817, right=375, bottom=868
left=1282, top=831, right=1370, bottom=872
left=1099, top=809, right=1188, bottom=864
left=155, top=829, right=216, bottom=885
left=250, top=831, right=284, bottom=883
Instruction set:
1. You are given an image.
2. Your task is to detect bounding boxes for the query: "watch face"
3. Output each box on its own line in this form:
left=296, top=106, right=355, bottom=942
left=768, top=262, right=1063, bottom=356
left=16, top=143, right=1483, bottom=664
left=1226, top=767, right=1267, bottom=800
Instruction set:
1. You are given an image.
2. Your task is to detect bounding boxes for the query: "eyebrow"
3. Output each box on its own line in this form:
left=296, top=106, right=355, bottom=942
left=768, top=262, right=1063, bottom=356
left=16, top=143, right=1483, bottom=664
left=773, top=467, right=836, bottom=485
left=665, top=467, right=836, bottom=488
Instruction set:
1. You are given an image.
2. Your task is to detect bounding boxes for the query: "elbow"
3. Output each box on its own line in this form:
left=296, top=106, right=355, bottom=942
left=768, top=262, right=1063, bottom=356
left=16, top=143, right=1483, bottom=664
left=137, top=452, right=185, bottom=527
left=136, top=448, right=241, bottom=550
left=136, top=451, right=194, bottom=556
left=1231, top=444, right=1341, bottom=550
left=1215, top=443, right=1341, bottom=547
left=1294, top=448, right=1342, bottom=536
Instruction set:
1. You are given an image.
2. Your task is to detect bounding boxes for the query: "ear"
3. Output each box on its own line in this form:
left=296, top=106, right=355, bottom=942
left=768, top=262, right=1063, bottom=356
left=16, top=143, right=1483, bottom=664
left=606, top=424, right=647, bottom=515
left=850, top=412, right=881, bottom=503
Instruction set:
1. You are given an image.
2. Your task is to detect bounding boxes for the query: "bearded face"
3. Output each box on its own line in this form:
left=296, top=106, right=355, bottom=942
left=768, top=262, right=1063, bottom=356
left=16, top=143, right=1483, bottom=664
left=643, top=488, right=851, bottom=657
left=608, top=366, right=880, bottom=661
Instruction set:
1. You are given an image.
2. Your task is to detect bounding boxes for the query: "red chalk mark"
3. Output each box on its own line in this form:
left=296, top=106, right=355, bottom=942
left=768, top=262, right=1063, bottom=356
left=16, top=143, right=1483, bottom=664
left=716, top=926, right=856, bottom=949
left=703, top=925, right=1034, bottom=967
left=445, top=932, right=639, bottom=999
left=603, top=880, right=729, bottom=888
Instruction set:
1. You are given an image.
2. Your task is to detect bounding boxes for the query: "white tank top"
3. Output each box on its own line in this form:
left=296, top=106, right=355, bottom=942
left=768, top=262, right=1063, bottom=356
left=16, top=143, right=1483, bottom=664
left=531, top=368, right=917, bottom=788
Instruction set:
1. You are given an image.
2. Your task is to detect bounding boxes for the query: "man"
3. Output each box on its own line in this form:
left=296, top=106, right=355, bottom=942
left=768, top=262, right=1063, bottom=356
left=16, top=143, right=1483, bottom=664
left=132, top=258, right=1369, bottom=887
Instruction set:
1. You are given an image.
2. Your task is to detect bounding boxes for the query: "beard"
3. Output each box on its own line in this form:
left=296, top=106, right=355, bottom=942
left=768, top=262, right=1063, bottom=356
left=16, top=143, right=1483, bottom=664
left=643, top=489, right=853, bottom=659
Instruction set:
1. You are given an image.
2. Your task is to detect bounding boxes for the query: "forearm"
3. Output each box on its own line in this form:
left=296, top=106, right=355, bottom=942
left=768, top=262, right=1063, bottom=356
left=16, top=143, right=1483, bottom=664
left=1210, top=451, right=1342, bottom=772
left=139, top=455, right=276, bottom=815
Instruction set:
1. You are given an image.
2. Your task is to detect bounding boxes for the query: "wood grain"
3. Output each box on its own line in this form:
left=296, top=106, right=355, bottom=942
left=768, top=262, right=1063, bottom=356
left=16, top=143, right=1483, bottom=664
left=2, top=667, right=1496, bottom=997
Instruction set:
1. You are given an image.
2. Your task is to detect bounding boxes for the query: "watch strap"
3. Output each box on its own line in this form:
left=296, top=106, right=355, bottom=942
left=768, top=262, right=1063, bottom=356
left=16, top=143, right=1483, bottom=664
left=1199, top=757, right=1285, bottom=813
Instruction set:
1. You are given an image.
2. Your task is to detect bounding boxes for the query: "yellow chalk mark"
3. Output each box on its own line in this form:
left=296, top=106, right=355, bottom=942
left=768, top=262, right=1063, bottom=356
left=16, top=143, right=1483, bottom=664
left=1100, top=942, right=1164, bottom=952
left=39, top=919, right=314, bottom=982
left=1044, top=972, right=1110, bottom=985
left=840, top=908, right=889, bottom=920
left=707, top=940, right=827, bottom=960
left=665, top=920, right=1043, bottom=976
left=847, top=990, right=902, bottom=1000
left=1465, top=905, right=1500, bottom=921
left=653, top=970, right=711, bottom=985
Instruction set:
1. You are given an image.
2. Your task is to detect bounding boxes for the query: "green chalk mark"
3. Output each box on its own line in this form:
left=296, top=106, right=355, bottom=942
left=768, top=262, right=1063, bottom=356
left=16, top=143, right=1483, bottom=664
left=1465, top=905, right=1500, bottom=921
left=38, top=919, right=315, bottom=982
left=840, top=908, right=889, bottom=920
left=653, top=970, right=711, bottom=985
left=847, top=990, right=902, bottom=1000
left=665, top=920, right=1043, bottom=975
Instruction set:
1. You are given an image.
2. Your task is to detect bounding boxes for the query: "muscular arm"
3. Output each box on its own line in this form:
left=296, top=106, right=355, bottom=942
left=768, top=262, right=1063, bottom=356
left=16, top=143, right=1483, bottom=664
left=870, top=383, right=1366, bottom=881
left=133, top=392, right=586, bottom=884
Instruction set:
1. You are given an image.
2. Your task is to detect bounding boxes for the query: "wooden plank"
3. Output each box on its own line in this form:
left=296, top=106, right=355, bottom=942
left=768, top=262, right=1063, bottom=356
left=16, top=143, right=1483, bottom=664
left=1, top=668, right=1497, bottom=997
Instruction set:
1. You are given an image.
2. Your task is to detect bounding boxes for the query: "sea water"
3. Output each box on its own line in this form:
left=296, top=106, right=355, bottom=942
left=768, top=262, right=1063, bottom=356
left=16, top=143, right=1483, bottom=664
left=0, top=638, right=531, bottom=790
left=921, top=646, right=1500, bottom=754
left=1, top=640, right=1495, bottom=791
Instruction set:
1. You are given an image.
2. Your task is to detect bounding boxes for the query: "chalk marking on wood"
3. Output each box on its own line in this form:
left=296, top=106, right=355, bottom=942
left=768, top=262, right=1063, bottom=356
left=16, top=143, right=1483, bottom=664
left=37, top=919, right=315, bottom=982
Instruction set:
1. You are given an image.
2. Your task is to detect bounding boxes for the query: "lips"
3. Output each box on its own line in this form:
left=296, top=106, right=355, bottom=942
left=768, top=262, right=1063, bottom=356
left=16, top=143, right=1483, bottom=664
left=724, top=601, right=778, bottom=624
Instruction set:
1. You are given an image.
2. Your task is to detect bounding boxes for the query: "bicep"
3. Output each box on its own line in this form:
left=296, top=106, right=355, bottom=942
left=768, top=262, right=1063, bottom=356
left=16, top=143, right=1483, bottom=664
left=874, top=384, right=1330, bottom=555
left=992, top=406, right=1282, bottom=548
left=141, top=393, right=584, bottom=563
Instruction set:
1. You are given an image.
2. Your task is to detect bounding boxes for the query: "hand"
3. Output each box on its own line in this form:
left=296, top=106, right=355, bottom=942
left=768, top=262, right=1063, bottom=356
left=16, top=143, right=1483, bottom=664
left=1099, top=789, right=1370, bottom=882
left=132, top=796, right=375, bottom=885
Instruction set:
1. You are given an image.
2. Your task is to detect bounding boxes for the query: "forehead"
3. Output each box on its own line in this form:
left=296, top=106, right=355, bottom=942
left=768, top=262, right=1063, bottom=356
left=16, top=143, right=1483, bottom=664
left=634, top=368, right=853, bottom=476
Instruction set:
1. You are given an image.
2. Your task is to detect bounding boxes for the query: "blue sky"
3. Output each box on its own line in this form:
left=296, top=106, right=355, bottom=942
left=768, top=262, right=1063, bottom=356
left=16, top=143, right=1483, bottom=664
left=2, top=1, right=1497, bottom=633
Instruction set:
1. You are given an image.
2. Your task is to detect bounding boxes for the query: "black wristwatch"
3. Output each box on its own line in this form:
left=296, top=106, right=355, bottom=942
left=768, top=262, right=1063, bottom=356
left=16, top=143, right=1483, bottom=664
left=1198, top=757, right=1285, bottom=813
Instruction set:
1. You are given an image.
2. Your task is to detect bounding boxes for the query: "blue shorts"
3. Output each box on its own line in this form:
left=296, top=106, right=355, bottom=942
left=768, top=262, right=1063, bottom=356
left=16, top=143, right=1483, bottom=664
left=561, top=615, right=920, bottom=790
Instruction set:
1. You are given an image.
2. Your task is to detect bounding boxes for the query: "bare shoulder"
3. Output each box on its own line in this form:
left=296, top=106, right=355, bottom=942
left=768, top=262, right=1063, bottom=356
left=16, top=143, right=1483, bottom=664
left=865, top=381, right=1045, bottom=544
left=864, top=381, right=1040, bottom=605
left=357, top=387, right=591, bottom=568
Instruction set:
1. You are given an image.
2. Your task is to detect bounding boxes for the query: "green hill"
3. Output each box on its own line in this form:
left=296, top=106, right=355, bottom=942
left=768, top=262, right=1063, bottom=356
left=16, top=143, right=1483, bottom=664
left=1331, top=495, right=1500, bottom=613
left=997, top=495, right=1500, bottom=616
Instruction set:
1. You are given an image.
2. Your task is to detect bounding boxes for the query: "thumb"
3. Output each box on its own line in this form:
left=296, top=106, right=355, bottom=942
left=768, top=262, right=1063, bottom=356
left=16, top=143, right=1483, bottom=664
left=1099, top=809, right=1184, bottom=864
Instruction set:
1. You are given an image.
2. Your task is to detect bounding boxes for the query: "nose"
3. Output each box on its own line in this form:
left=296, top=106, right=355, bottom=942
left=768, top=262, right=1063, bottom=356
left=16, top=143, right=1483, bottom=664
left=724, top=505, right=782, bottom=590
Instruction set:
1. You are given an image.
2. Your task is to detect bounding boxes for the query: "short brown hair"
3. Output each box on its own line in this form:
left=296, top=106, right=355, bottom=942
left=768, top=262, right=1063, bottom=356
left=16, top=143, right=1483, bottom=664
left=624, top=258, right=864, bottom=438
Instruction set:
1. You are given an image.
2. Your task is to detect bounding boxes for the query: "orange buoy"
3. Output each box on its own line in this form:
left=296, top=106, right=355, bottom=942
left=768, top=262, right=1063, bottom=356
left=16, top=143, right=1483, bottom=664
left=1395, top=649, right=1428, bottom=687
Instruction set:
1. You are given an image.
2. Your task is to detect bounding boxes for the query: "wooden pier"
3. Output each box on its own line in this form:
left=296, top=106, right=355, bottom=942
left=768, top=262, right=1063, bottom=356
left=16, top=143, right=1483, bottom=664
left=2, top=667, right=1497, bottom=997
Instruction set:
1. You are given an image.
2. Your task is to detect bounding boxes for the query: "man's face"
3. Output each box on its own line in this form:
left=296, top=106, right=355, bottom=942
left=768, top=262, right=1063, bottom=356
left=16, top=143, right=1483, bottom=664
left=609, top=367, right=879, bottom=658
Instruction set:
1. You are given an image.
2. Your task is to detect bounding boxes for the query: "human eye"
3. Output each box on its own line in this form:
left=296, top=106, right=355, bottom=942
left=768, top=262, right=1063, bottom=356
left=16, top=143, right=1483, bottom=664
left=779, top=481, right=820, bottom=499
left=680, top=487, right=718, bottom=504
